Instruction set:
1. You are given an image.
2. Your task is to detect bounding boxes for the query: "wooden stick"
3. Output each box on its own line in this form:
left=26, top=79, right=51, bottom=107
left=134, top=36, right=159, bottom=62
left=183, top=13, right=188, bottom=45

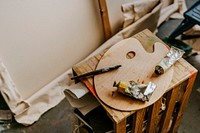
left=98, top=0, right=112, bottom=40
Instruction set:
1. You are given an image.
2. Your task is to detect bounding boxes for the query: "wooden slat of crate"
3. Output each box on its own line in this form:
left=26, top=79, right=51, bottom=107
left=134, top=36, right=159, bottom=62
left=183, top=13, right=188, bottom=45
left=158, top=84, right=180, bottom=133
left=146, top=98, right=162, bottom=132
left=132, top=108, right=146, bottom=133
left=170, top=73, right=197, bottom=132
left=98, top=0, right=112, bottom=40
left=114, top=119, right=127, bottom=133
left=169, top=58, right=193, bottom=85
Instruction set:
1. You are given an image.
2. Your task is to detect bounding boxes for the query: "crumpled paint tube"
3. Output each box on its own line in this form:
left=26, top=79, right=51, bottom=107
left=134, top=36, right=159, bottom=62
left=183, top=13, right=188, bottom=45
left=113, top=81, right=156, bottom=102
left=155, top=46, right=185, bottom=75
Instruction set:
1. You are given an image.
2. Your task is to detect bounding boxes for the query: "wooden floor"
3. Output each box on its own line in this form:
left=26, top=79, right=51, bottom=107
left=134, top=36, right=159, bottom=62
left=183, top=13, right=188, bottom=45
left=0, top=0, right=200, bottom=133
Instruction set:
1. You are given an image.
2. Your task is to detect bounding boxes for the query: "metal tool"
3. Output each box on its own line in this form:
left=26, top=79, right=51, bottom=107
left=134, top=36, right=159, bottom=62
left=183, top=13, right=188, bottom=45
left=71, top=64, right=122, bottom=80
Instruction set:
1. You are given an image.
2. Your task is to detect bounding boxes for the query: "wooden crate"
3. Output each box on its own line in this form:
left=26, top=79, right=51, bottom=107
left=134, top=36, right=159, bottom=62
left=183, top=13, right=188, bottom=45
left=72, top=29, right=198, bottom=133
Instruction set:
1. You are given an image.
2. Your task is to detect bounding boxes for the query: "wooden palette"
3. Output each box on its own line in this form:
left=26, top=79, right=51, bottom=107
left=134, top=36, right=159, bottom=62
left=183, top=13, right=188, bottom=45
left=94, top=38, right=174, bottom=111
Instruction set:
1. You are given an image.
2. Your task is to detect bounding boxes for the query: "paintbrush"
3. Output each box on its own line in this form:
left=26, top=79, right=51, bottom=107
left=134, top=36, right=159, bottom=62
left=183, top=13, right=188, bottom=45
left=71, top=64, right=122, bottom=80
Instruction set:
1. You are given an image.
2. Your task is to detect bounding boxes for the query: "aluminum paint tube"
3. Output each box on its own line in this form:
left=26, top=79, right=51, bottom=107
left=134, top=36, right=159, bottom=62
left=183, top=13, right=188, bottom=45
left=113, top=81, right=156, bottom=102
left=154, top=46, right=185, bottom=75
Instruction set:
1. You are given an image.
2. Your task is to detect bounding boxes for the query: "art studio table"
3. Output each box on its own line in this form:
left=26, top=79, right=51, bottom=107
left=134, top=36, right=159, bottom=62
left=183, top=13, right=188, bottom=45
left=72, top=29, right=198, bottom=133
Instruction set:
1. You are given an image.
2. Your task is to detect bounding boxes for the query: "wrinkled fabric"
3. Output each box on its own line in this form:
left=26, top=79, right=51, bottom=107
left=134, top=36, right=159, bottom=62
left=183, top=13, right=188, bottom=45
left=0, top=61, right=69, bottom=125
left=121, top=0, right=187, bottom=28
left=183, top=25, right=200, bottom=51
left=121, top=3, right=162, bottom=38
left=0, top=61, right=28, bottom=115
left=158, top=0, right=187, bottom=26
left=121, top=0, right=160, bottom=28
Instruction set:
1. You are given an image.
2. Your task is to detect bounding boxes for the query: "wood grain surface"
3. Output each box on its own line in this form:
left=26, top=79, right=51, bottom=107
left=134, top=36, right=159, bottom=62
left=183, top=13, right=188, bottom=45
left=94, top=38, right=174, bottom=111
